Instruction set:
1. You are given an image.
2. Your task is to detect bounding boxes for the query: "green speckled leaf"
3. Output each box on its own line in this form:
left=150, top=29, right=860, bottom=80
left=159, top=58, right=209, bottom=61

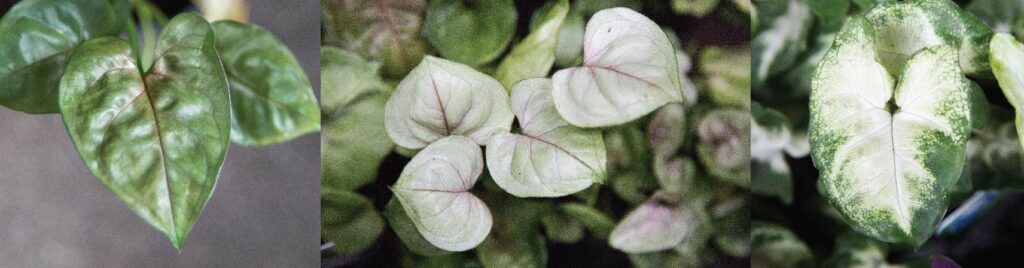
left=384, top=56, right=513, bottom=149
left=494, top=0, right=569, bottom=89
left=392, top=136, right=492, bottom=252
left=320, top=47, right=393, bottom=191
left=0, top=0, right=129, bottom=113
left=551, top=7, right=683, bottom=127
left=213, top=21, right=319, bottom=146
left=486, top=78, right=606, bottom=197
left=864, top=0, right=993, bottom=77
left=810, top=18, right=971, bottom=246
left=58, top=13, right=229, bottom=249
left=423, top=0, right=516, bottom=66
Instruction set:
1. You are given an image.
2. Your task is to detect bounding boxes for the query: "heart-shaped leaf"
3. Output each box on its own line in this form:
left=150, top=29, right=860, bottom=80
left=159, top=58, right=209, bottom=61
left=212, top=21, right=320, bottom=146
left=423, top=0, right=517, bottom=66
left=321, top=0, right=431, bottom=78
left=385, top=56, right=513, bottom=149
left=392, top=135, right=492, bottom=252
left=321, top=47, right=394, bottom=191
left=810, top=18, right=971, bottom=246
left=486, top=78, right=606, bottom=197
left=494, top=0, right=569, bottom=89
left=609, top=191, right=706, bottom=253
left=864, top=0, right=993, bottom=77
left=58, top=13, right=229, bottom=249
left=0, top=0, right=129, bottom=113
left=990, top=33, right=1024, bottom=151
left=551, top=7, right=682, bottom=127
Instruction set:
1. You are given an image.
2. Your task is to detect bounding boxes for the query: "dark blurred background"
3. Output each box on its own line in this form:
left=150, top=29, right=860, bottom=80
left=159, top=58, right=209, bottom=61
left=321, top=1, right=748, bottom=267
left=0, top=0, right=320, bottom=266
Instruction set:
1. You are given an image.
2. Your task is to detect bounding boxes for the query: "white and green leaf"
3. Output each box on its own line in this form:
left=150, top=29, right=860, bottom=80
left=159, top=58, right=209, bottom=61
left=384, top=56, right=513, bottom=149
left=990, top=33, right=1024, bottom=151
left=486, top=78, right=606, bottom=197
left=551, top=7, right=682, bottom=127
left=391, top=136, right=492, bottom=252
left=810, top=18, right=971, bottom=246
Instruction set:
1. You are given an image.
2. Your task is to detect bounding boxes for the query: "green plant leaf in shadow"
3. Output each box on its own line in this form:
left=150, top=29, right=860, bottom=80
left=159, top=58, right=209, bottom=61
left=212, top=20, right=320, bottom=146
left=423, top=0, right=517, bottom=67
left=58, top=13, right=229, bottom=249
left=321, top=189, right=384, bottom=255
left=0, top=0, right=130, bottom=113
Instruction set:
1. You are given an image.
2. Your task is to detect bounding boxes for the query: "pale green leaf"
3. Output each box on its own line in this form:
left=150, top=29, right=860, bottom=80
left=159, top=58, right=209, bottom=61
left=486, top=78, right=606, bottom=197
left=494, top=0, right=569, bottom=88
left=990, top=33, right=1024, bottom=151
left=384, top=56, right=513, bottom=149
left=392, top=136, right=492, bottom=252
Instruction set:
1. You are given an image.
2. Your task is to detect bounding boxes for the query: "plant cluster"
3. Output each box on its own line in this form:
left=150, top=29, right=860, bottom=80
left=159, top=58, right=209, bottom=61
left=321, top=0, right=750, bottom=266
left=0, top=0, right=319, bottom=248
left=753, top=0, right=1024, bottom=265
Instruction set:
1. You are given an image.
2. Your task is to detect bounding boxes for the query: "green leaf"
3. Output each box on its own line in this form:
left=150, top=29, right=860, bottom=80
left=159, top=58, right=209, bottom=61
left=321, top=0, right=431, bottom=78
left=647, top=103, right=687, bottom=158
left=551, top=7, right=682, bottom=127
left=476, top=191, right=550, bottom=268
left=609, top=191, right=707, bottom=253
left=712, top=195, right=751, bottom=257
left=751, top=222, right=815, bottom=268
left=696, top=109, right=752, bottom=188
left=751, top=102, right=795, bottom=204
left=212, top=21, right=319, bottom=146
left=671, top=0, right=721, bottom=17
left=752, top=0, right=812, bottom=91
left=384, top=197, right=450, bottom=256
left=423, top=0, right=517, bottom=66
left=823, top=231, right=894, bottom=267
left=553, top=7, right=585, bottom=68
left=58, top=13, right=229, bottom=249
left=990, top=33, right=1024, bottom=151
left=610, top=169, right=659, bottom=206
left=392, top=136, right=492, bottom=252
left=966, top=0, right=1024, bottom=41
left=0, top=0, right=129, bottom=113
left=494, top=0, right=569, bottom=89
left=486, top=78, right=606, bottom=197
left=864, top=0, right=994, bottom=77
left=700, top=46, right=751, bottom=108
left=320, top=47, right=394, bottom=191
left=810, top=18, right=971, bottom=246
left=321, top=190, right=384, bottom=255
left=541, top=209, right=585, bottom=244
left=560, top=203, right=615, bottom=239
left=384, top=56, right=513, bottom=149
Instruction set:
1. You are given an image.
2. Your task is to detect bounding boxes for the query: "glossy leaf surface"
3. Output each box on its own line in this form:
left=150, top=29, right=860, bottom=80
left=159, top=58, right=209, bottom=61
left=58, top=13, right=230, bottom=249
left=486, top=78, right=606, bottom=197
left=423, top=0, right=516, bottom=66
left=213, top=21, right=319, bottom=146
left=0, top=0, right=128, bottom=113
left=551, top=7, right=682, bottom=127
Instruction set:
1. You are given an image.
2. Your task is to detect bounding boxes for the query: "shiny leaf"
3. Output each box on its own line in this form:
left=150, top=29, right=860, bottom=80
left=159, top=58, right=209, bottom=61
left=58, top=13, right=230, bottom=249
left=213, top=21, right=319, bottom=146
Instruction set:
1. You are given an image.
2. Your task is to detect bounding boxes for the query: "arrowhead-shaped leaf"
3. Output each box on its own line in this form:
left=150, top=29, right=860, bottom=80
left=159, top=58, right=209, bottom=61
left=486, top=78, right=606, bottom=197
left=392, top=136, right=492, bottom=252
left=384, top=56, right=513, bottom=149
left=58, top=13, right=230, bottom=249
left=810, top=18, right=971, bottom=246
left=551, top=7, right=682, bottom=127
left=213, top=21, right=320, bottom=146
left=0, top=0, right=129, bottom=113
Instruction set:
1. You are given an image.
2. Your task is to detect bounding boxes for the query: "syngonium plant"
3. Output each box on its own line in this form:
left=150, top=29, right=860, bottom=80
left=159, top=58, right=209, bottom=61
left=0, top=0, right=319, bottom=249
left=321, top=0, right=751, bottom=266
left=753, top=0, right=1024, bottom=265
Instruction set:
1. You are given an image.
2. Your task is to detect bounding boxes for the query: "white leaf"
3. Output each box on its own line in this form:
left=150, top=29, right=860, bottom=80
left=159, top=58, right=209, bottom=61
left=486, top=78, right=606, bottom=197
left=551, top=8, right=682, bottom=127
left=385, top=56, right=514, bottom=149
left=392, top=136, right=492, bottom=251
